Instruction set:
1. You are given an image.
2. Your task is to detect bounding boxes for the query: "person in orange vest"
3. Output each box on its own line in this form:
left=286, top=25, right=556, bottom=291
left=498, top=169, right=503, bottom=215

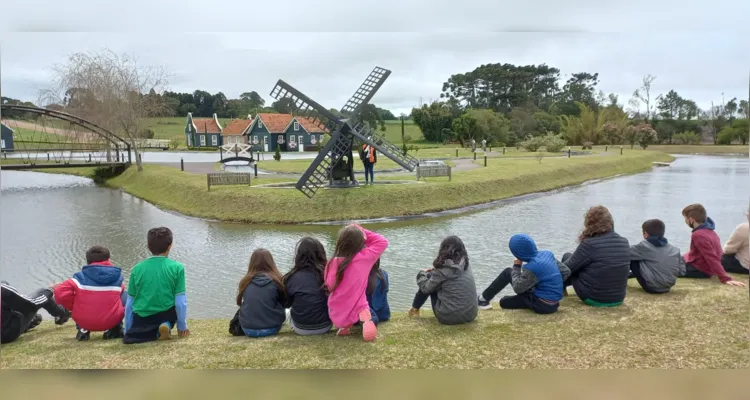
left=362, top=143, right=377, bottom=185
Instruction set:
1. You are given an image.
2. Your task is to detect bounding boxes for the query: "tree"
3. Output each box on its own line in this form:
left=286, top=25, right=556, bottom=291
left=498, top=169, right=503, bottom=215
left=557, top=72, right=600, bottom=116
left=193, top=90, right=214, bottom=117
left=271, top=98, right=295, bottom=114
left=560, top=102, right=601, bottom=145
left=40, top=49, right=170, bottom=172
left=739, top=100, right=750, bottom=119
left=376, top=107, right=396, bottom=120
left=656, top=90, right=684, bottom=120
left=467, top=109, right=510, bottom=145
left=542, top=133, right=567, bottom=152
left=637, top=125, right=658, bottom=149
left=412, top=101, right=461, bottom=143
left=441, top=63, right=561, bottom=113
left=630, top=74, right=657, bottom=122
left=239, top=91, right=265, bottom=110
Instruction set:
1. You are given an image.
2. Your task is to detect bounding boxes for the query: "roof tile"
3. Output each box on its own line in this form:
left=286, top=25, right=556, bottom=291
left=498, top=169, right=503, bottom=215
left=223, top=119, right=251, bottom=136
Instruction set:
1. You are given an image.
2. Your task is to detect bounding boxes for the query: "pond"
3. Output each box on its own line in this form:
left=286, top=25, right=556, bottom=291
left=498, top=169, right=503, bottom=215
left=1, top=155, right=747, bottom=319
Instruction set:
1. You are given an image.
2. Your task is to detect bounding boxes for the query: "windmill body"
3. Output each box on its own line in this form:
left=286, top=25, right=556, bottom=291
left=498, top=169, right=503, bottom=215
left=269, top=66, right=419, bottom=198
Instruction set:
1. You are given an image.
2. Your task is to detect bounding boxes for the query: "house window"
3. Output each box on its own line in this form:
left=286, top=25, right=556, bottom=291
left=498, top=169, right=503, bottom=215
left=253, top=135, right=259, bottom=144
left=294, top=121, right=300, bottom=131
left=187, top=135, right=192, bottom=146
left=200, top=135, right=206, bottom=146
left=1, top=139, right=5, bottom=149
left=212, top=135, right=218, bottom=146
left=258, top=120, right=263, bottom=128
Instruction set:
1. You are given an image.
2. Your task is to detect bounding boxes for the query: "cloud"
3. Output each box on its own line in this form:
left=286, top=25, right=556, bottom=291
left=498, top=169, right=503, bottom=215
left=1, top=1, right=748, bottom=115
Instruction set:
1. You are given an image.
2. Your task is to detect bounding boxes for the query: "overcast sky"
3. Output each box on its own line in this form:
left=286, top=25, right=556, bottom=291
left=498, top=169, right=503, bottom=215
left=1, top=1, right=748, bottom=116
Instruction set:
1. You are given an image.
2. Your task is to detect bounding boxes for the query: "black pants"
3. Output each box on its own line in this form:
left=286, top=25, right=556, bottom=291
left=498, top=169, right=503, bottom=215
left=629, top=261, right=668, bottom=294
left=412, top=290, right=438, bottom=310
left=1, top=283, right=67, bottom=344
left=481, top=268, right=513, bottom=301
left=123, top=307, right=177, bottom=344
left=682, top=263, right=711, bottom=278
left=499, top=291, right=559, bottom=314
left=721, top=255, right=749, bottom=274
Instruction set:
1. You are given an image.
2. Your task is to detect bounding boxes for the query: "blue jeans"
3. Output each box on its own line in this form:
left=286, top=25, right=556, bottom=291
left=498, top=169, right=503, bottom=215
left=242, top=326, right=281, bottom=338
left=363, top=163, right=374, bottom=183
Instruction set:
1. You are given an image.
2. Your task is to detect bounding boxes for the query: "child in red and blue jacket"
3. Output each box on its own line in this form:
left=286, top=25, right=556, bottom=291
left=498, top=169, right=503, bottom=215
left=54, top=245, right=126, bottom=340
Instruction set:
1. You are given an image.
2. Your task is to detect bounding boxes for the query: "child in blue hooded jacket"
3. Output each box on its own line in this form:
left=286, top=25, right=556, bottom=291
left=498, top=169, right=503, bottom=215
left=478, top=234, right=570, bottom=314
left=365, top=259, right=390, bottom=324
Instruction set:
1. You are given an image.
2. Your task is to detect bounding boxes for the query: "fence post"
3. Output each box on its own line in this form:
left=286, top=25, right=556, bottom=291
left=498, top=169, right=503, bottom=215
left=254, top=163, right=258, bottom=177
left=568, top=147, right=571, bottom=158
left=47, top=153, right=50, bottom=161
left=473, top=152, right=477, bottom=160
left=605, top=145, right=608, bottom=152
left=484, top=155, right=487, bottom=167
left=503, top=147, right=506, bottom=154
left=489, top=146, right=492, bottom=152
left=220, top=148, right=223, bottom=161
left=620, top=146, right=623, bottom=155
left=455, top=148, right=458, bottom=157
left=181, top=158, right=184, bottom=171
left=88, top=154, right=92, bottom=163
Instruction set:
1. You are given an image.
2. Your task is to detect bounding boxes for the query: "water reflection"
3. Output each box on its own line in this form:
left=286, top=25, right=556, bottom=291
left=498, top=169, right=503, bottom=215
left=1, top=155, right=747, bottom=318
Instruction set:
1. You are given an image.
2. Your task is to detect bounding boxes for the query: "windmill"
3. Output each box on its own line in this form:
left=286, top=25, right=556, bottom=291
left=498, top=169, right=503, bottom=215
left=269, top=66, right=419, bottom=198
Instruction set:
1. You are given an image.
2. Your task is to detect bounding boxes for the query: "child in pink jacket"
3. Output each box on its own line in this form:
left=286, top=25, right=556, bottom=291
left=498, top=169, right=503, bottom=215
left=324, top=224, right=388, bottom=342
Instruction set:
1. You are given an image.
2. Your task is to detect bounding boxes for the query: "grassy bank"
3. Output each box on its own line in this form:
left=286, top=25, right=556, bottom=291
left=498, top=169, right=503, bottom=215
left=98, top=151, right=672, bottom=224
left=2, top=277, right=746, bottom=369
left=647, top=144, right=748, bottom=155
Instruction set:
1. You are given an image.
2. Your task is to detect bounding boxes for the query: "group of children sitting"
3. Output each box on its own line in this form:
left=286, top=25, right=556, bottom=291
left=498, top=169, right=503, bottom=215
left=2, top=203, right=747, bottom=345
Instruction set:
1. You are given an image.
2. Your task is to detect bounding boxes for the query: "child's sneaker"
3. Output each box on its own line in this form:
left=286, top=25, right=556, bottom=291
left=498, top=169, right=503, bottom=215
left=25, top=314, right=43, bottom=332
left=478, top=296, right=492, bottom=310
left=158, top=322, right=172, bottom=340
left=408, top=308, right=420, bottom=318
left=103, top=324, right=124, bottom=340
left=54, top=308, right=71, bottom=325
left=76, top=328, right=90, bottom=341
left=336, top=327, right=351, bottom=336
left=359, top=309, right=377, bottom=342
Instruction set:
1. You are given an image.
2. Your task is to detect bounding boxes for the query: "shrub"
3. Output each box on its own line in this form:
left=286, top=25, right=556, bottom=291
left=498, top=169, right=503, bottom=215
left=519, top=135, right=545, bottom=152
left=169, top=138, right=181, bottom=149
left=672, top=131, right=701, bottom=145
left=581, top=141, right=593, bottom=150
left=637, top=128, right=658, bottom=149
left=273, top=146, right=281, bottom=161
left=136, top=128, right=155, bottom=139
left=542, top=133, right=567, bottom=152
left=717, top=127, right=735, bottom=145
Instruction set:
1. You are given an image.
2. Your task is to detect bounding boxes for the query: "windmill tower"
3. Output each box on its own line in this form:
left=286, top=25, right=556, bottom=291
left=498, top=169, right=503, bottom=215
left=269, top=66, right=419, bottom=198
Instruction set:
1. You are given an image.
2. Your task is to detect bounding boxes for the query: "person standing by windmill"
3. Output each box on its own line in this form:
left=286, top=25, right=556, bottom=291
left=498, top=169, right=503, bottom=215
left=361, top=140, right=377, bottom=185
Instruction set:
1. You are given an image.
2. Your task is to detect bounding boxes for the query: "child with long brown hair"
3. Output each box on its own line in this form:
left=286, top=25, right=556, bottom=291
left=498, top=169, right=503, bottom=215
left=229, top=248, right=287, bottom=338
left=324, top=224, right=389, bottom=342
left=283, top=237, right=333, bottom=336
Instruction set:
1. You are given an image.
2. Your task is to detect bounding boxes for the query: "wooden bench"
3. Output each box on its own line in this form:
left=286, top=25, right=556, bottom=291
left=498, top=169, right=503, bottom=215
left=416, top=163, right=451, bottom=181
left=207, top=172, right=252, bottom=191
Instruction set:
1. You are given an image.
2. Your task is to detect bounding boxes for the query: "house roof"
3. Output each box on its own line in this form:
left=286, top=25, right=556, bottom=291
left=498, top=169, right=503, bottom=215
left=296, top=117, right=326, bottom=133
left=192, top=118, right=222, bottom=134
left=255, top=113, right=293, bottom=133
left=223, top=119, right=251, bottom=136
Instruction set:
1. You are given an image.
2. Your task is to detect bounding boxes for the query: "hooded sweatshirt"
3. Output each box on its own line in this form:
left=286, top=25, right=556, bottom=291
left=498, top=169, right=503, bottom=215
left=416, top=258, right=478, bottom=325
left=284, top=269, right=331, bottom=331
left=239, top=275, right=286, bottom=330
left=630, top=236, right=685, bottom=292
left=54, top=261, right=126, bottom=332
left=508, top=234, right=565, bottom=302
left=683, top=218, right=731, bottom=283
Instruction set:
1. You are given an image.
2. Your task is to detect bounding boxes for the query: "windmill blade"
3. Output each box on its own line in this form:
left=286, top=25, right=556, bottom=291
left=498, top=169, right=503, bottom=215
left=295, top=130, right=353, bottom=198
left=340, top=66, right=391, bottom=119
left=349, top=121, right=418, bottom=171
left=270, top=80, right=342, bottom=133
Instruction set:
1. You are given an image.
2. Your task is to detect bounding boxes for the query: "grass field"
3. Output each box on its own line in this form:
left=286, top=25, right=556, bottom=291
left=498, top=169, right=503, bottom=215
left=2, top=277, right=746, bottom=369
left=91, top=150, right=671, bottom=224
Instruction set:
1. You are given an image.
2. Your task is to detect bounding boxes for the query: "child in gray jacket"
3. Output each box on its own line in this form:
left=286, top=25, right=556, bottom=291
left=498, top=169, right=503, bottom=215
left=629, top=219, right=685, bottom=294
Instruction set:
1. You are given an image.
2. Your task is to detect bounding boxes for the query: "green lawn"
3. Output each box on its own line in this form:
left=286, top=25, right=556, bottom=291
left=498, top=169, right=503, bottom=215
left=1, top=277, right=746, bottom=369
left=93, top=151, right=671, bottom=224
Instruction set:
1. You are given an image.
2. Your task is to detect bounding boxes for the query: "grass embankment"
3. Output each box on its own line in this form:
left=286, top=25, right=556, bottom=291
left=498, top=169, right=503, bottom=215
left=97, top=151, right=672, bottom=224
left=647, top=144, right=748, bottom=155
left=2, top=278, right=746, bottom=369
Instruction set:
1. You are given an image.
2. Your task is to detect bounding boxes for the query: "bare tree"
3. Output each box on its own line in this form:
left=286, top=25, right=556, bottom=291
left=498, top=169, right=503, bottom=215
left=630, top=74, right=657, bottom=123
left=39, top=49, right=169, bottom=171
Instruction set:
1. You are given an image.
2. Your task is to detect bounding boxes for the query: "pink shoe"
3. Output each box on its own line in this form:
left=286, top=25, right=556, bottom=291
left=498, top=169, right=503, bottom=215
left=359, top=309, right=377, bottom=342
left=336, top=327, right=351, bottom=336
